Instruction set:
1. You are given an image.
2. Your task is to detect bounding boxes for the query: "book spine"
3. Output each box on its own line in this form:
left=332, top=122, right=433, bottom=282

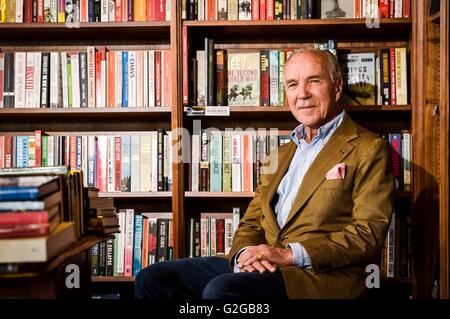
left=123, top=208, right=135, bottom=277
left=132, top=214, right=143, bottom=276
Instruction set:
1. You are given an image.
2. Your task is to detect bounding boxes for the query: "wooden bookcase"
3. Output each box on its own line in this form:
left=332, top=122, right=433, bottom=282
left=1, top=0, right=448, bottom=299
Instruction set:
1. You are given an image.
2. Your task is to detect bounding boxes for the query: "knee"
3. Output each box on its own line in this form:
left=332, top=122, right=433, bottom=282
left=135, top=263, right=169, bottom=298
left=202, top=275, right=236, bottom=299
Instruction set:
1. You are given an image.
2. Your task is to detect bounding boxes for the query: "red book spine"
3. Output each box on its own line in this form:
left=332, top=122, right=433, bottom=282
left=379, top=0, right=389, bottom=18
left=252, top=0, right=259, bottom=20
left=34, top=130, right=42, bottom=167
left=207, top=0, right=216, bottom=20
left=146, top=0, right=154, bottom=21
left=260, top=0, right=266, bottom=20
left=155, top=0, right=165, bottom=21
left=70, top=136, right=77, bottom=170
left=0, top=224, right=50, bottom=239
left=390, top=48, right=396, bottom=105
left=0, top=211, right=49, bottom=225
left=115, top=0, right=122, bottom=21
left=4, top=136, right=12, bottom=168
left=37, top=0, right=44, bottom=22
left=389, top=0, right=395, bottom=18
left=155, top=51, right=162, bottom=106
left=266, top=0, right=274, bottom=20
left=24, top=0, right=33, bottom=23
left=0, top=136, right=4, bottom=168
left=403, top=0, right=410, bottom=18
left=122, top=0, right=128, bottom=22
left=354, top=0, right=361, bottom=18
left=114, top=136, right=122, bottom=191
left=95, top=50, right=101, bottom=108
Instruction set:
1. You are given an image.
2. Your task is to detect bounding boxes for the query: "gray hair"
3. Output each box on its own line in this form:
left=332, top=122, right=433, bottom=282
left=285, top=48, right=343, bottom=84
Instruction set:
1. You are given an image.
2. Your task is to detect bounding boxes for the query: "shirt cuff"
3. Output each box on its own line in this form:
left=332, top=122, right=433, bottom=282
left=286, top=243, right=311, bottom=268
left=233, top=247, right=250, bottom=273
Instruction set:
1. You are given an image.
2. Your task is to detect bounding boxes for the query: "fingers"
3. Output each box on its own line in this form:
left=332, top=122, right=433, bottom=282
left=252, top=261, right=267, bottom=273
left=241, top=264, right=256, bottom=273
left=261, top=260, right=278, bottom=273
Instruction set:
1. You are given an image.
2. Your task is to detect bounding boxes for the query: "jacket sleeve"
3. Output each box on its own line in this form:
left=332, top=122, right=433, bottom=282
left=299, top=137, right=394, bottom=273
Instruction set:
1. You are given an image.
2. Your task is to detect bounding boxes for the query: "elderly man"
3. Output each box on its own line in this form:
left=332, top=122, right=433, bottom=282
left=135, top=49, right=394, bottom=299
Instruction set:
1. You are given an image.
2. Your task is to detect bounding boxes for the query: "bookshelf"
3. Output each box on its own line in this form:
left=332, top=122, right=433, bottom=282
left=1, top=0, right=448, bottom=299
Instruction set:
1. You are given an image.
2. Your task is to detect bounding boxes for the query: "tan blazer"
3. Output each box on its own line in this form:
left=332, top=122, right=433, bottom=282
left=228, top=115, right=394, bottom=298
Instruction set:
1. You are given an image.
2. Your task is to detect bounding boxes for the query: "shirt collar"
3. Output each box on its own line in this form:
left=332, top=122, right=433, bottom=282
left=290, top=110, right=346, bottom=146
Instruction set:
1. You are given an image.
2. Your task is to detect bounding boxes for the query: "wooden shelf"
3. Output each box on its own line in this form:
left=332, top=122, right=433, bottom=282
left=0, top=22, right=170, bottom=42
left=184, top=18, right=412, bottom=40
left=98, top=192, right=172, bottom=198
left=186, top=191, right=411, bottom=198
left=0, top=108, right=172, bottom=132
left=0, top=236, right=107, bottom=279
left=92, top=276, right=136, bottom=283
left=186, top=192, right=255, bottom=198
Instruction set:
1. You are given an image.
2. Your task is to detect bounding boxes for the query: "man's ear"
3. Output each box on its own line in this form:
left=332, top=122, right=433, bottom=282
left=335, top=77, right=344, bottom=101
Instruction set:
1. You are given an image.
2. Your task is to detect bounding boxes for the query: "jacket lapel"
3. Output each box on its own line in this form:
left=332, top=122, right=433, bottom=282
left=261, top=141, right=297, bottom=234
left=281, top=116, right=359, bottom=231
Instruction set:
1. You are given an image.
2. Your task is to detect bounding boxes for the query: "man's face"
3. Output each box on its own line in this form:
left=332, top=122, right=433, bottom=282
left=284, top=53, right=343, bottom=130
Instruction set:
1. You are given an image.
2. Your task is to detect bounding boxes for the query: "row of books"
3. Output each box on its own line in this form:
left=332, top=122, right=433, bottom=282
left=188, top=208, right=241, bottom=258
left=0, top=0, right=171, bottom=23
left=0, top=49, right=172, bottom=109
left=0, top=172, right=76, bottom=264
left=0, top=130, right=173, bottom=192
left=90, top=210, right=173, bottom=277
left=190, top=130, right=290, bottom=192
left=382, top=211, right=412, bottom=278
left=385, top=132, right=411, bottom=192
left=191, top=44, right=408, bottom=108
left=185, top=0, right=411, bottom=21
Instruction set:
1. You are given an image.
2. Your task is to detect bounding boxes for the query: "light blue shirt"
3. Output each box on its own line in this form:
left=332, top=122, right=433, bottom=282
left=234, top=111, right=345, bottom=272
left=281, top=110, right=345, bottom=268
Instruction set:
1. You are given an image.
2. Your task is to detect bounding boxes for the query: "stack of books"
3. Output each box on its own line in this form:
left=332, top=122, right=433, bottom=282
left=0, top=174, right=75, bottom=263
left=84, top=188, right=119, bottom=236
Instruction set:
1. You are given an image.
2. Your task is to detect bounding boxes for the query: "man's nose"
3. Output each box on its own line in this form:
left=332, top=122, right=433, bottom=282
left=297, top=82, right=311, bottom=100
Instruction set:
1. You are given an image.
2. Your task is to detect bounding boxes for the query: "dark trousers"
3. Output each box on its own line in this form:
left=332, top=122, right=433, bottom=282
left=135, top=257, right=288, bottom=299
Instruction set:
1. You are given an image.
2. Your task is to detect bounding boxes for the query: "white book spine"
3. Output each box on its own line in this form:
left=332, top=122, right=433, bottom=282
left=108, top=0, right=115, bottom=22
left=231, top=134, right=242, bottom=192
left=50, top=52, right=62, bottom=108
left=25, top=52, right=35, bottom=108
left=136, top=50, right=143, bottom=107
left=123, top=208, right=135, bottom=277
left=191, top=134, right=200, bottom=192
left=140, top=135, right=152, bottom=192
left=33, top=53, right=42, bottom=108
left=87, top=47, right=96, bottom=108
left=198, top=0, right=205, bottom=21
left=70, top=53, right=81, bottom=108
left=47, top=136, right=54, bottom=166
left=151, top=132, right=158, bottom=192
left=224, top=218, right=233, bottom=255
left=82, top=136, right=88, bottom=187
left=101, top=0, right=109, bottom=21
left=61, top=52, right=69, bottom=108
left=15, top=0, right=23, bottom=22
left=148, top=50, right=155, bottom=107
left=143, top=51, right=148, bottom=107
left=396, top=48, right=408, bottom=105
left=130, top=134, right=140, bottom=192
left=168, top=131, right=172, bottom=190
left=128, top=51, right=136, bottom=107
left=232, top=207, right=240, bottom=235
left=14, top=52, right=26, bottom=108
left=100, top=51, right=107, bottom=108
left=115, top=210, right=126, bottom=275
left=165, top=0, right=170, bottom=21
left=106, top=136, right=115, bottom=192
left=50, top=0, right=58, bottom=22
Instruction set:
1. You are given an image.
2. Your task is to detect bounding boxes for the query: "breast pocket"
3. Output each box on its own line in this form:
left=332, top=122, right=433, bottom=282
left=318, top=178, right=349, bottom=189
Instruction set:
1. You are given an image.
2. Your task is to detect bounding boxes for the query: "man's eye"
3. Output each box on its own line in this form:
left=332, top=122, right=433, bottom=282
left=309, top=79, right=321, bottom=84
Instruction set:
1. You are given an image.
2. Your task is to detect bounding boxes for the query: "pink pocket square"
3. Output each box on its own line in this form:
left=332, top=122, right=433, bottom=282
left=325, top=163, right=346, bottom=180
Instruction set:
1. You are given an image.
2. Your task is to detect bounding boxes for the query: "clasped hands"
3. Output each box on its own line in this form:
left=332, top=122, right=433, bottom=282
left=236, top=244, right=293, bottom=274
